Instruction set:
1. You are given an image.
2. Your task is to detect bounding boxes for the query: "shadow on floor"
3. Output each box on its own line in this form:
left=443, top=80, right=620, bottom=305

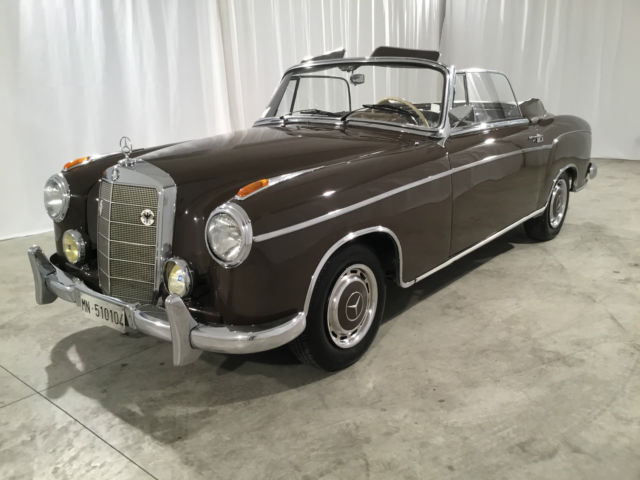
left=42, top=229, right=523, bottom=443
left=383, top=228, right=522, bottom=322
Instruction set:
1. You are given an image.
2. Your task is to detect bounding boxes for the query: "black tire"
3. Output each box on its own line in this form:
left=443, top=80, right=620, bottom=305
left=290, top=244, right=386, bottom=371
left=525, top=172, right=571, bottom=241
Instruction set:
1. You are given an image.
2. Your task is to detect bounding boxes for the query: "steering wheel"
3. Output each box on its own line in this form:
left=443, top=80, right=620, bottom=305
left=376, top=97, right=430, bottom=127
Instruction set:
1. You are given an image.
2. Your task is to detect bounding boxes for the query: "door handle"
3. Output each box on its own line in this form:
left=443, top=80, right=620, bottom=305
left=529, top=134, right=544, bottom=144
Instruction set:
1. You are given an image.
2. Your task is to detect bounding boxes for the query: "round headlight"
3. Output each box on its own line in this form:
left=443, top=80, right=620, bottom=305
left=205, top=203, right=252, bottom=267
left=62, top=229, right=86, bottom=264
left=44, top=173, right=70, bottom=222
left=164, top=258, right=192, bottom=297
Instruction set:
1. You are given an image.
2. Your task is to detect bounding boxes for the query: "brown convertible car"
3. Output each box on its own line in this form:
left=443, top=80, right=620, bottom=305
left=29, top=47, right=596, bottom=370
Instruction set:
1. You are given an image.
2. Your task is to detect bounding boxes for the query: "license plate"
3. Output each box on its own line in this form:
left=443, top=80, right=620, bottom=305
left=80, top=294, right=127, bottom=332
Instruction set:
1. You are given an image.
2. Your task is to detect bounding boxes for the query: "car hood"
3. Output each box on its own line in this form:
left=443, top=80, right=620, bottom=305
left=142, top=124, right=423, bottom=194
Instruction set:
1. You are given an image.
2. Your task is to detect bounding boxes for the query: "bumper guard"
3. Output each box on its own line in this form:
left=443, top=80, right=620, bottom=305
left=27, top=246, right=306, bottom=366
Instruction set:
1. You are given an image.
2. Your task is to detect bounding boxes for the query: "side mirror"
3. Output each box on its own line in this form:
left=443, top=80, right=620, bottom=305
left=350, top=74, right=365, bottom=85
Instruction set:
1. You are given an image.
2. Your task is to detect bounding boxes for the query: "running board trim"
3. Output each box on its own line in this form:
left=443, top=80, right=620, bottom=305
left=406, top=206, right=546, bottom=286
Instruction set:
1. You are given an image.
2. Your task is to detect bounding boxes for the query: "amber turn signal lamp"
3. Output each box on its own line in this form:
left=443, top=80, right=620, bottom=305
left=63, top=156, right=89, bottom=171
left=237, top=178, right=269, bottom=198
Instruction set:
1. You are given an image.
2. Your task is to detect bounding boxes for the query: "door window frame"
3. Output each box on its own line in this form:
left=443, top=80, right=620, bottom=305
left=449, top=69, right=526, bottom=137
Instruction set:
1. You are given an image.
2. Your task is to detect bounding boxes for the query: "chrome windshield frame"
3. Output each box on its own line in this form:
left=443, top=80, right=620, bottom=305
left=255, top=57, right=454, bottom=139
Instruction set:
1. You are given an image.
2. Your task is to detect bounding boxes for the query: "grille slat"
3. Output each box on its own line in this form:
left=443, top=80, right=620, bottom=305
left=109, top=242, right=156, bottom=264
left=97, top=181, right=159, bottom=304
left=109, top=259, right=155, bottom=281
left=111, top=186, right=158, bottom=208
left=110, top=222, right=156, bottom=245
left=110, top=203, right=158, bottom=225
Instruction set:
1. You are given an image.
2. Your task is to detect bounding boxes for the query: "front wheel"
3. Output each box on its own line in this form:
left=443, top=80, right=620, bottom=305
left=525, top=172, right=570, bottom=241
left=290, top=244, right=386, bottom=371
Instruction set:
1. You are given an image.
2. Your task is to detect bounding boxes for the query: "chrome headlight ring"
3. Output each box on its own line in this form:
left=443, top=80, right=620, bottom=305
left=205, top=202, right=253, bottom=268
left=43, top=173, right=70, bottom=222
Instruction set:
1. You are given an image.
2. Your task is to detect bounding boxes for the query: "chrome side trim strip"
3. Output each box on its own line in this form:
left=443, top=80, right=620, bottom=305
left=453, top=144, right=552, bottom=175
left=253, top=169, right=451, bottom=242
left=302, top=206, right=547, bottom=314
left=409, top=206, right=545, bottom=285
left=253, top=144, right=553, bottom=242
left=552, top=129, right=591, bottom=144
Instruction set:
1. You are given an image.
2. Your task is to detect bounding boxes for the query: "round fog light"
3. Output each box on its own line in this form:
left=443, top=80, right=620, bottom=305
left=62, top=230, right=86, bottom=264
left=164, top=258, right=192, bottom=297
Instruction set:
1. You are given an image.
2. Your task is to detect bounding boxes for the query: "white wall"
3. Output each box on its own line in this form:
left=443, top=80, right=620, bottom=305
left=0, top=0, right=231, bottom=239
left=0, top=0, right=443, bottom=240
left=440, top=0, right=640, bottom=160
left=3, top=0, right=639, bottom=239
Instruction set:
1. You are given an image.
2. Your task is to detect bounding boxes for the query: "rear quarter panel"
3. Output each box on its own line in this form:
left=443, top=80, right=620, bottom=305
left=536, top=115, right=592, bottom=207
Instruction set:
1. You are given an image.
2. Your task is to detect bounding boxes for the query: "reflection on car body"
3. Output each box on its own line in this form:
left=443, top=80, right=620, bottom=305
left=29, top=47, right=595, bottom=371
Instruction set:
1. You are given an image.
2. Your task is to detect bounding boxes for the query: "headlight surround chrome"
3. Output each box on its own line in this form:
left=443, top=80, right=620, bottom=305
left=43, top=173, right=70, bottom=222
left=205, top=203, right=253, bottom=268
left=164, top=257, right=193, bottom=297
left=62, top=229, right=86, bottom=264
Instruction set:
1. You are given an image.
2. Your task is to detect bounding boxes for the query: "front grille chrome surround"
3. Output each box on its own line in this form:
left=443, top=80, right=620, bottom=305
left=97, top=161, right=176, bottom=305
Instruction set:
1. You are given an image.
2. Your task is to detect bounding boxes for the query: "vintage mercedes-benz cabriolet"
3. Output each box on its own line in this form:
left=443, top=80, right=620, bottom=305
left=29, top=47, right=596, bottom=371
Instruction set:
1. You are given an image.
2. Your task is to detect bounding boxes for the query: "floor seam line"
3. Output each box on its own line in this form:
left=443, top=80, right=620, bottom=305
left=0, top=392, right=37, bottom=410
left=0, top=365, right=158, bottom=480
left=37, top=393, right=159, bottom=480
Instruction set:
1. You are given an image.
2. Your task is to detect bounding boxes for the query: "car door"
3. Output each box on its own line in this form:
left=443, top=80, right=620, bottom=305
left=446, top=71, right=548, bottom=254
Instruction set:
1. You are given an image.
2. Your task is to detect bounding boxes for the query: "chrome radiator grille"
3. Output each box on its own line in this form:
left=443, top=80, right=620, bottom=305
left=97, top=181, right=159, bottom=304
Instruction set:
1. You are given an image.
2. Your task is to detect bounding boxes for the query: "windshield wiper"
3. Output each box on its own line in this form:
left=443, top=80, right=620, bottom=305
left=362, top=103, right=418, bottom=118
left=286, top=109, right=341, bottom=117
left=340, top=104, right=417, bottom=122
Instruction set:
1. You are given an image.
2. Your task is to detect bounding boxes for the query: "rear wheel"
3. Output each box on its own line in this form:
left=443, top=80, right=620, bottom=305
left=525, top=172, right=570, bottom=241
left=290, top=244, right=386, bottom=371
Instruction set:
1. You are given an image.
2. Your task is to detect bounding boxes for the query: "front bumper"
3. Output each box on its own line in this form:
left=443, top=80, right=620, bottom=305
left=27, top=246, right=305, bottom=366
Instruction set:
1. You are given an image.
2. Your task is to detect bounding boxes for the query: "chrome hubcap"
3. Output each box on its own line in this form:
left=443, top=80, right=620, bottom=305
left=326, top=264, right=378, bottom=349
left=549, top=178, right=568, bottom=228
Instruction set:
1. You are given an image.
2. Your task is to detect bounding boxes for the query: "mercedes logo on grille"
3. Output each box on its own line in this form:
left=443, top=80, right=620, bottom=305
left=140, top=209, right=155, bottom=226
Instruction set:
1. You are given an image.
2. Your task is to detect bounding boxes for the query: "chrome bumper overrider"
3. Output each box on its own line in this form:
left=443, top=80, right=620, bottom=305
left=27, top=246, right=305, bottom=366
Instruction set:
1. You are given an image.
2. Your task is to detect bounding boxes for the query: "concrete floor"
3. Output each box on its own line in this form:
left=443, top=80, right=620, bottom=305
left=0, top=159, right=638, bottom=479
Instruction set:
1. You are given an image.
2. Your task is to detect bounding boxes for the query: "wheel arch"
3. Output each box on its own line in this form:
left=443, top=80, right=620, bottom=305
left=544, top=163, right=577, bottom=206
left=302, top=227, right=405, bottom=316
left=561, top=164, right=578, bottom=190
left=544, top=127, right=591, bottom=196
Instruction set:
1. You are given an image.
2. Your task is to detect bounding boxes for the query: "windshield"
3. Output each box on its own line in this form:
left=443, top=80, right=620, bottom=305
left=261, top=62, right=446, bottom=130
